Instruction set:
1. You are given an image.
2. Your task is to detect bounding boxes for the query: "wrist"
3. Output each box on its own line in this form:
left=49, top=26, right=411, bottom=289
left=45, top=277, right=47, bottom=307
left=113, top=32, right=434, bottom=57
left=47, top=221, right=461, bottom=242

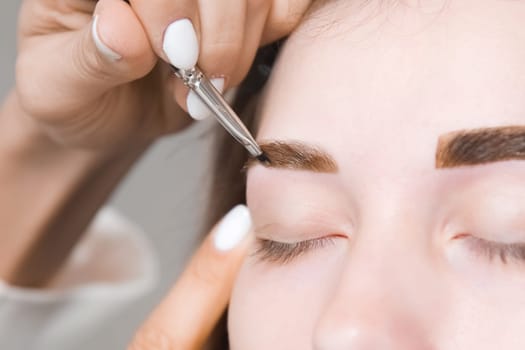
left=0, top=91, right=149, bottom=286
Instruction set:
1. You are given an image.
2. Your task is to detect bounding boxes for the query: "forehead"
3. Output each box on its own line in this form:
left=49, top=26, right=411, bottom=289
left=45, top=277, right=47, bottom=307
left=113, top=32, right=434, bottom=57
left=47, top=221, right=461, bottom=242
left=256, top=0, right=525, bottom=174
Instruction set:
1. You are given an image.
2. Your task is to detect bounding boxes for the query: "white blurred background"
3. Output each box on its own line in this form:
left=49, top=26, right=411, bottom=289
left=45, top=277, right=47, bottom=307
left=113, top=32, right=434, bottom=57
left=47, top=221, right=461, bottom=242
left=0, top=3, right=214, bottom=348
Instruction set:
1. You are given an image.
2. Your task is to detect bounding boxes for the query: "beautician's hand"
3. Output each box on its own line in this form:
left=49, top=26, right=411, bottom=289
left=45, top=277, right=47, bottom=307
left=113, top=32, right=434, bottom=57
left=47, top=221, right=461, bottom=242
left=15, top=0, right=313, bottom=151
left=129, top=205, right=253, bottom=350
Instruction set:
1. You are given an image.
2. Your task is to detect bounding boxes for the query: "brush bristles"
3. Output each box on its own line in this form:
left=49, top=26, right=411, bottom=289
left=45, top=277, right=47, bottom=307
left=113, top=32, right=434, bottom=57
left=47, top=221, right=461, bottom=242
left=256, top=153, right=271, bottom=165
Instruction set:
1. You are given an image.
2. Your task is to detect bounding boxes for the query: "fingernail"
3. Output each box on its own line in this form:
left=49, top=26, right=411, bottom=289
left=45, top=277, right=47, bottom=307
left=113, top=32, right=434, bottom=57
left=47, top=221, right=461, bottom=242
left=92, top=15, right=122, bottom=61
left=163, top=18, right=199, bottom=70
left=214, top=205, right=252, bottom=252
left=186, top=78, right=225, bottom=120
left=223, top=87, right=238, bottom=104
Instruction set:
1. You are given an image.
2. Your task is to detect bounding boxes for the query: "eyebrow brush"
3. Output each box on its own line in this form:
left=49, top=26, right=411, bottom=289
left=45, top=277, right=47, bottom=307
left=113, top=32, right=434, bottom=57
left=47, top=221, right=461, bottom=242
left=171, top=65, right=270, bottom=164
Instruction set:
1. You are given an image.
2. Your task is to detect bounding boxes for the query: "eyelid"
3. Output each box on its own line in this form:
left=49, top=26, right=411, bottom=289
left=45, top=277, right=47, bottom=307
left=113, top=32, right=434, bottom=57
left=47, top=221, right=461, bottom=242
left=253, top=220, right=351, bottom=243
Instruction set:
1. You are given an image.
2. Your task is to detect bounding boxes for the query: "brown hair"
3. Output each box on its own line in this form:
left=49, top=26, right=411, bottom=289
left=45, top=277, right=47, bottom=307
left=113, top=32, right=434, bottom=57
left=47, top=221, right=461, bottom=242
left=202, top=41, right=282, bottom=349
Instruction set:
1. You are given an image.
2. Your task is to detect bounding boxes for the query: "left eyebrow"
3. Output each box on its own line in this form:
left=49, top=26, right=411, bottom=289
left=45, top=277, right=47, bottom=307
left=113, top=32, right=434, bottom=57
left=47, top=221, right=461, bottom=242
left=436, top=126, right=525, bottom=168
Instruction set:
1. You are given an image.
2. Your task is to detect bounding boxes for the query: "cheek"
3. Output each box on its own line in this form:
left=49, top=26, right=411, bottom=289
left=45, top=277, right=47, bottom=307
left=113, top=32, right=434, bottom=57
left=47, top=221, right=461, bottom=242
left=438, top=282, right=525, bottom=349
left=435, top=246, right=525, bottom=348
left=228, top=248, right=345, bottom=350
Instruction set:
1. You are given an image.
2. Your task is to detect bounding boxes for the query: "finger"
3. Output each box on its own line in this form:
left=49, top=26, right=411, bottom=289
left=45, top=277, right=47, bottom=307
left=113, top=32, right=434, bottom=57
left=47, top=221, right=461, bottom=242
left=228, top=0, right=273, bottom=87
left=262, top=0, right=313, bottom=44
left=127, top=0, right=200, bottom=120
left=196, top=0, right=246, bottom=84
left=171, top=0, right=247, bottom=120
left=16, top=0, right=156, bottom=121
left=128, top=0, right=200, bottom=68
left=129, top=205, right=253, bottom=350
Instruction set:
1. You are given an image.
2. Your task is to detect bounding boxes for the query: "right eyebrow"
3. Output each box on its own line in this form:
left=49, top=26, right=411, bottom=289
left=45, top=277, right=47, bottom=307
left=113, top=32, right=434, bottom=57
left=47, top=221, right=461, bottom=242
left=244, top=140, right=339, bottom=173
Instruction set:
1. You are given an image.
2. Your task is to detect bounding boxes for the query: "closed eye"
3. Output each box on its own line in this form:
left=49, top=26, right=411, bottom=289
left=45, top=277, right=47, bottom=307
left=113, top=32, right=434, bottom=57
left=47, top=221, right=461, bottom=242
left=253, top=236, right=340, bottom=264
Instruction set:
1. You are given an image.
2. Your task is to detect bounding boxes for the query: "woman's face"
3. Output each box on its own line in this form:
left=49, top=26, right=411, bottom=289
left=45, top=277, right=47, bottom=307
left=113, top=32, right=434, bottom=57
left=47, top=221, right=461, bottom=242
left=229, top=0, right=525, bottom=348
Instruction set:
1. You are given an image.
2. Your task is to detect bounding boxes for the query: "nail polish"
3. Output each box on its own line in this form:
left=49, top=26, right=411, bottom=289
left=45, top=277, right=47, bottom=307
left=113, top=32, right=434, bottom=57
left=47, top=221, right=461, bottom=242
left=92, top=15, right=122, bottom=61
left=214, top=205, right=252, bottom=252
left=163, top=18, right=199, bottom=70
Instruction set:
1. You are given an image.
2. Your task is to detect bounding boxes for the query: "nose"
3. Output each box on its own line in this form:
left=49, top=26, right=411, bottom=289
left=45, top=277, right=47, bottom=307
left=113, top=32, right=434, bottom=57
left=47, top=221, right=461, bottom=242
left=313, top=301, right=430, bottom=350
left=312, top=231, right=438, bottom=350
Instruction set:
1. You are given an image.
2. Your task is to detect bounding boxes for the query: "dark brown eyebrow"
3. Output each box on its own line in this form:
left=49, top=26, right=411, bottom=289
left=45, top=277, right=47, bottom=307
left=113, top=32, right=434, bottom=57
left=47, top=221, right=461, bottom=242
left=436, top=126, right=525, bottom=168
left=245, top=140, right=338, bottom=173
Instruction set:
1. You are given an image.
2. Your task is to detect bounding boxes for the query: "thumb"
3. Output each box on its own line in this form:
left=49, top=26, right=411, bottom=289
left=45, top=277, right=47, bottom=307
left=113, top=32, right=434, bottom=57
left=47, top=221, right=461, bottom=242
left=129, top=205, right=253, bottom=350
left=16, top=0, right=156, bottom=121
left=90, top=0, right=157, bottom=83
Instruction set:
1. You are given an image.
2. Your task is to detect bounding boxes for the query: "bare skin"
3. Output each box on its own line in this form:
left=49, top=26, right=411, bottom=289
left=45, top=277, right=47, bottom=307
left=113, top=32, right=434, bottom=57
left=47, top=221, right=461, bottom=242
left=229, top=0, right=525, bottom=348
left=0, top=0, right=313, bottom=346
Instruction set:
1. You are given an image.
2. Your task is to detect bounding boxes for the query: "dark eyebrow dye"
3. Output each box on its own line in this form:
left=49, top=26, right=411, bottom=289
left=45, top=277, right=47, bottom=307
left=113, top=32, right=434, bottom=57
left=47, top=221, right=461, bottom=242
left=255, top=152, right=272, bottom=166
left=436, top=126, right=525, bottom=168
left=245, top=140, right=338, bottom=173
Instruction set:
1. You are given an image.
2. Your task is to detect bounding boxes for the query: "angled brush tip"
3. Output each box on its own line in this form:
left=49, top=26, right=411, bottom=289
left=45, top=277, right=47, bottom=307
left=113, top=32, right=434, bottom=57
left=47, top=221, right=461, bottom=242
left=256, top=152, right=271, bottom=165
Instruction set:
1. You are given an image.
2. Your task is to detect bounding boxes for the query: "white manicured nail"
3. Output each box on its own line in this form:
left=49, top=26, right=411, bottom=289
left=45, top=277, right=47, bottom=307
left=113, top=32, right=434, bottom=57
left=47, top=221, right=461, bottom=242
left=163, top=18, right=199, bottom=70
left=92, top=15, right=122, bottom=61
left=224, top=87, right=238, bottom=104
left=214, top=205, right=252, bottom=252
left=187, top=78, right=225, bottom=120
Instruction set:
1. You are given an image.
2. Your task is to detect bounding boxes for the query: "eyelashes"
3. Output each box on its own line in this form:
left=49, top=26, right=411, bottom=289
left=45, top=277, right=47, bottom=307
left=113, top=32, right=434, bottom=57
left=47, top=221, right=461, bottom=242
left=253, top=237, right=337, bottom=264
left=463, top=235, right=525, bottom=264
left=254, top=234, right=525, bottom=266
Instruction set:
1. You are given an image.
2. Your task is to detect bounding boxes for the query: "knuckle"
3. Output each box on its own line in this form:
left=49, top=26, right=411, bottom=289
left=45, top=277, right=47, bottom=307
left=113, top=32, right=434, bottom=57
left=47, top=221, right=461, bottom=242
left=73, top=42, right=106, bottom=82
left=273, top=0, right=311, bottom=30
left=71, top=26, right=112, bottom=83
left=15, top=56, right=47, bottom=119
left=15, top=85, right=43, bottom=121
left=129, top=326, right=189, bottom=350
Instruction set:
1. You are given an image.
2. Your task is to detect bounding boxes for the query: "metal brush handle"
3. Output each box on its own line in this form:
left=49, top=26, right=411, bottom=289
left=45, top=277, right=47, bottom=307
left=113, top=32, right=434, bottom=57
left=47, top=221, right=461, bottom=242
left=172, top=66, right=262, bottom=158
